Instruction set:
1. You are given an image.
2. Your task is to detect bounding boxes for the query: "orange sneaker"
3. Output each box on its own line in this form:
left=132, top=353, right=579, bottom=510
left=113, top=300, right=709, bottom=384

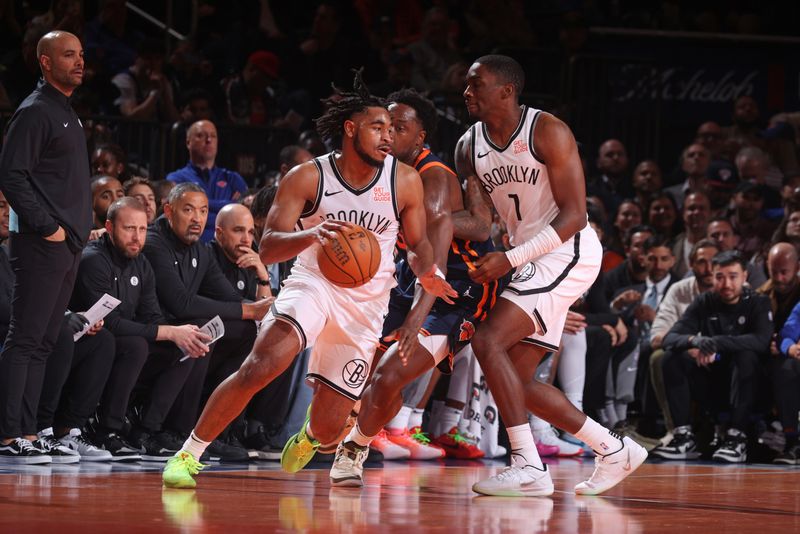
left=369, top=429, right=410, bottom=460
left=386, top=427, right=445, bottom=460
left=433, top=426, right=485, bottom=459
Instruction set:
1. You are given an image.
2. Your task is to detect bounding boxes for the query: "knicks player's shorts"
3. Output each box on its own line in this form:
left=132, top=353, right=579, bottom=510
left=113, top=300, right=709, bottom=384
left=380, top=276, right=508, bottom=372
left=502, top=228, right=602, bottom=352
left=261, top=267, right=390, bottom=401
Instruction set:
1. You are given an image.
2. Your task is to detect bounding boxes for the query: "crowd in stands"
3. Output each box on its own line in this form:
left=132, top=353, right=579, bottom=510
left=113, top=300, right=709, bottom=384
left=2, top=1, right=800, bottom=466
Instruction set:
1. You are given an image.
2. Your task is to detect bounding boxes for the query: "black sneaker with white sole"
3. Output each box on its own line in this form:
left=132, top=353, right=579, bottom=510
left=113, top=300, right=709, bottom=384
left=202, top=438, right=250, bottom=463
left=712, top=429, right=748, bottom=463
left=141, top=431, right=182, bottom=462
left=92, top=431, right=142, bottom=461
left=33, top=433, right=80, bottom=464
left=0, top=438, right=52, bottom=464
left=651, top=427, right=701, bottom=460
left=774, top=443, right=800, bottom=465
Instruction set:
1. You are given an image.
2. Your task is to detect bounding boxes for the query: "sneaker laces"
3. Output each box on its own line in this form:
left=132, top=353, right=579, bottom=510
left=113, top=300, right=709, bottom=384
left=448, top=428, right=470, bottom=445
left=73, top=432, right=98, bottom=450
left=15, top=438, right=39, bottom=453
left=39, top=434, right=62, bottom=451
left=176, top=452, right=205, bottom=475
left=493, top=465, right=522, bottom=481
left=410, top=428, right=431, bottom=444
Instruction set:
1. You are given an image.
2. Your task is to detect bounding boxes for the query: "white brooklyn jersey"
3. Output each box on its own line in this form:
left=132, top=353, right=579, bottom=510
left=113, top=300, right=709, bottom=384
left=294, top=151, right=401, bottom=301
left=471, top=106, right=558, bottom=246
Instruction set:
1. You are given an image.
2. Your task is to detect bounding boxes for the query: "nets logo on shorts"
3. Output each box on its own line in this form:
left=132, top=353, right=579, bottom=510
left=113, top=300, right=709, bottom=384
left=342, top=359, right=369, bottom=389
left=512, top=262, right=536, bottom=283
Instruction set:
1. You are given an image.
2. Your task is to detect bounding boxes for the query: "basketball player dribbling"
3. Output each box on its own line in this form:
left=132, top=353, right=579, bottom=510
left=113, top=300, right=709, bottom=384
left=326, top=89, right=509, bottom=484
left=461, top=55, right=647, bottom=496
left=162, top=74, right=456, bottom=489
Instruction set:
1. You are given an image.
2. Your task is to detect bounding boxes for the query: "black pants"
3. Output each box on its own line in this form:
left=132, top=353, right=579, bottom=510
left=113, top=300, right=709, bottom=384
left=0, top=234, right=80, bottom=438
left=135, top=339, right=212, bottom=435
left=583, top=325, right=614, bottom=412
left=37, top=326, right=115, bottom=432
left=97, top=336, right=150, bottom=432
left=772, top=357, right=800, bottom=431
left=202, top=319, right=258, bottom=397
left=662, top=349, right=760, bottom=431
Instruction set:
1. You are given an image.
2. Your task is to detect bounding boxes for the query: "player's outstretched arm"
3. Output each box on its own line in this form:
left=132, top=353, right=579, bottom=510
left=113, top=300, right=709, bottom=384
left=386, top=163, right=455, bottom=360
left=397, top=163, right=458, bottom=304
left=453, top=131, right=492, bottom=242
left=260, top=162, right=349, bottom=264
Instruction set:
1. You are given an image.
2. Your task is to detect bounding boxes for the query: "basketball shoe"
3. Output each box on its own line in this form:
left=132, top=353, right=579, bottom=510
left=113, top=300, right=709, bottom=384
left=163, top=451, right=205, bottom=489
left=574, top=435, right=648, bottom=495
left=533, top=426, right=583, bottom=457
left=774, top=442, right=800, bottom=465
left=650, top=426, right=701, bottom=460
left=386, top=427, right=445, bottom=460
left=34, top=428, right=80, bottom=464
left=711, top=429, right=747, bottom=463
left=58, top=428, right=113, bottom=461
left=370, top=429, right=410, bottom=460
left=472, top=464, right=555, bottom=497
left=330, top=441, right=369, bottom=487
left=433, top=426, right=484, bottom=459
left=281, top=421, right=320, bottom=473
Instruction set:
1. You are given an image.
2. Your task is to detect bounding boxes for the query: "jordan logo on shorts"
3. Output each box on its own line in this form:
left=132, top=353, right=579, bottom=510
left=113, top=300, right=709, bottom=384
left=342, top=359, right=369, bottom=388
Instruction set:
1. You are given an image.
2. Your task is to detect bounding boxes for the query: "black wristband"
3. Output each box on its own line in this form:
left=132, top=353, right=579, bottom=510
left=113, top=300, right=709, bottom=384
left=257, top=278, right=270, bottom=286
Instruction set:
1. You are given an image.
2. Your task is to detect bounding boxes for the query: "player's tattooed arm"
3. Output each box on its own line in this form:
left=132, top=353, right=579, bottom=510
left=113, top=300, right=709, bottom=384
left=260, top=161, right=348, bottom=264
left=453, top=130, right=492, bottom=242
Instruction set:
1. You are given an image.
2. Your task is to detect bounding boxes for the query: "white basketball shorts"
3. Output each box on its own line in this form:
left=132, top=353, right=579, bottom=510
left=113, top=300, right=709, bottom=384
left=261, top=265, right=390, bottom=401
left=501, top=227, right=602, bottom=352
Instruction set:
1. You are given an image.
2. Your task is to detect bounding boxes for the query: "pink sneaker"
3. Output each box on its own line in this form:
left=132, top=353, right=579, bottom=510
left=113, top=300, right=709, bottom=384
left=536, top=441, right=559, bottom=457
left=370, top=429, right=410, bottom=460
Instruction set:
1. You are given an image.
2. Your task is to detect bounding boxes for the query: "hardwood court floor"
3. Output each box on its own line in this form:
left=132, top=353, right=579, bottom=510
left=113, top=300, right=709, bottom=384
left=1, top=457, right=799, bottom=533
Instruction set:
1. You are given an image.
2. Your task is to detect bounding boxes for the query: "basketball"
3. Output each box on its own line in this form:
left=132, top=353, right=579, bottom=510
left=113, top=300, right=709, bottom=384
left=317, top=224, right=381, bottom=288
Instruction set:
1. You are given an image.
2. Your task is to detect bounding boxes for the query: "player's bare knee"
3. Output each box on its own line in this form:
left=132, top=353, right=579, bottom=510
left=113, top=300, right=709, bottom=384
left=470, top=330, right=494, bottom=360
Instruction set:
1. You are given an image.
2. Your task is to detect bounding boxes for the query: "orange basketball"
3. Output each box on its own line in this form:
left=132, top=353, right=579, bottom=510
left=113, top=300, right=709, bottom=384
left=317, top=224, right=381, bottom=288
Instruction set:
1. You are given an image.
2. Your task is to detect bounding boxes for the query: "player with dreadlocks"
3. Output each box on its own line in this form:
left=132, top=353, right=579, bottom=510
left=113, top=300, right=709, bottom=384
left=162, top=71, right=456, bottom=489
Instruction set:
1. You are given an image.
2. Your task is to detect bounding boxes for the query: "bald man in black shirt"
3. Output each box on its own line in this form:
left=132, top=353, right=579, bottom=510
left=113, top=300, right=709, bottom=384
left=0, top=31, right=92, bottom=463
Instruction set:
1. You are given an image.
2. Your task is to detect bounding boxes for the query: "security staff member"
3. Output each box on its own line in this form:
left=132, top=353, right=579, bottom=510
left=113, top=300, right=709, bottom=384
left=143, top=183, right=270, bottom=447
left=656, top=250, right=772, bottom=463
left=71, top=197, right=213, bottom=460
left=0, top=31, right=92, bottom=462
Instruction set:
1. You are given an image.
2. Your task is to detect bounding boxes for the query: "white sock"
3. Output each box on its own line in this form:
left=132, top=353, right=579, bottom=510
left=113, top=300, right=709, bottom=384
left=575, top=416, right=623, bottom=456
left=409, top=408, right=424, bottom=430
left=182, top=431, right=210, bottom=460
left=345, top=422, right=374, bottom=447
left=440, top=406, right=462, bottom=435
left=387, top=405, right=412, bottom=431
left=507, top=423, right=543, bottom=469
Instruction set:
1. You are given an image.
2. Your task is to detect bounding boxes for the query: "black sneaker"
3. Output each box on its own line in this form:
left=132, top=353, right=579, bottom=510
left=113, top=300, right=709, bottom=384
left=651, top=427, right=701, bottom=460
left=202, top=438, right=250, bottom=463
left=33, top=431, right=80, bottom=464
left=93, top=431, right=142, bottom=462
left=242, top=427, right=282, bottom=461
left=141, top=431, right=182, bottom=462
left=712, top=429, right=748, bottom=463
left=774, top=443, right=800, bottom=465
left=0, top=438, right=52, bottom=465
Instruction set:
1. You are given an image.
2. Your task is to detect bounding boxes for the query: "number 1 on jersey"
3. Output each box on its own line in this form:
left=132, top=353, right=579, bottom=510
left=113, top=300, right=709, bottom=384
left=508, top=193, right=522, bottom=221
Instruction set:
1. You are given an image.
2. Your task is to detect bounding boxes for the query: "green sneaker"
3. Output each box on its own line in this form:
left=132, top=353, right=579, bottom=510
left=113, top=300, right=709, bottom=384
left=163, top=451, right=205, bottom=489
left=281, top=420, right=320, bottom=473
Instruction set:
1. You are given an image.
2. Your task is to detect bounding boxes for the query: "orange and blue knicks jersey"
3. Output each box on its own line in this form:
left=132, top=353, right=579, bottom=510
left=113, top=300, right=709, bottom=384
left=388, top=148, right=506, bottom=338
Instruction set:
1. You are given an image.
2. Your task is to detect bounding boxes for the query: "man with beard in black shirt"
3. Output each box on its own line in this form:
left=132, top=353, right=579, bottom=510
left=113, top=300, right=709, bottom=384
left=72, top=197, right=213, bottom=460
left=653, top=250, right=772, bottom=463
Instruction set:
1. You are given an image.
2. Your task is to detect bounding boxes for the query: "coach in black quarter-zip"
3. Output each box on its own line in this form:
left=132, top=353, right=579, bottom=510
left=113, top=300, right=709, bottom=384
left=0, top=31, right=92, bottom=463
